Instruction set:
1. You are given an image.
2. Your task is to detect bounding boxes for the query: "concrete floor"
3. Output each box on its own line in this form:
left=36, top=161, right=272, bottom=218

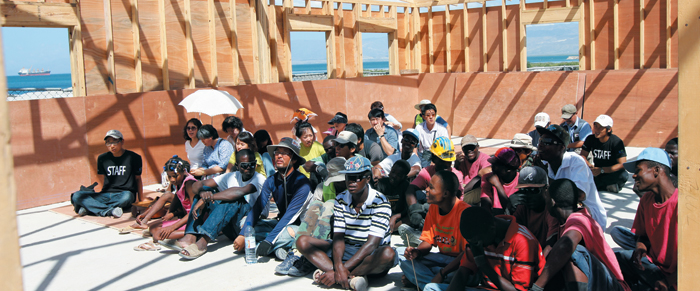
left=17, top=140, right=648, bottom=291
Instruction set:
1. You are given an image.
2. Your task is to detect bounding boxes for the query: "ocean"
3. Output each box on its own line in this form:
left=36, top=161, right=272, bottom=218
left=528, top=55, right=578, bottom=63
left=293, top=61, right=391, bottom=74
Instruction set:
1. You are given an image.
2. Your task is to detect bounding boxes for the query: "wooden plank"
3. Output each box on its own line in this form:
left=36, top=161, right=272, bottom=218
left=282, top=0, right=292, bottom=81
left=640, top=0, right=644, bottom=69
left=208, top=0, right=218, bottom=86
left=543, top=0, right=547, bottom=9
left=464, top=3, right=469, bottom=72
left=613, top=0, right=619, bottom=70
left=250, top=0, right=259, bottom=84
left=336, top=0, right=411, bottom=7
left=184, top=0, right=194, bottom=88
left=404, top=7, right=410, bottom=70
left=678, top=0, right=700, bottom=289
left=0, top=2, right=78, bottom=27
left=388, top=5, right=398, bottom=74
left=519, top=6, right=581, bottom=24
left=445, top=5, right=451, bottom=72
left=412, top=6, right=421, bottom=71
left=380, top=4, right=385, bottom=17
left=306, top=0, right=311, bottom=14
left=288, top=14, right=334, bottom=31
left=412, top=0, right=486, bottom=8
left=339, top=2, right=346, bottom=77
left=231, top=0, right=239, bottom=85
left=501, top=0, right=506, bottom=71
left=325, top=0, right=336, bottom=78
left=69, top=7, right=86, bottom=96
left=481, top=2, right=486, bottom=72
left=519, top=0, right=525, bottom=70
left=159, top=0, right=169, bottom=90
left=270, top=3, right=278, bottom=82
left=354, top=3, right=363, bottom=76
left=666, top=0, right=671, bottom=68
left=357, top=16, right=397, bottom=32
left=428, top=6, right=433, bottom=72
left=578, top=4, right=585, bottom=70
left=255, top=0, right=270, bottom=84
left=105, top=0, right=116, bottom=93
left=132, top=0, right=142, bottom=91
left=589, top=0, right=595, bottom=70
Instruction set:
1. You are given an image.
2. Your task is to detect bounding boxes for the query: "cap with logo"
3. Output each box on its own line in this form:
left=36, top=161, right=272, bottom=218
left=510, top=133, right=537, bottom=151
left=516, top=166, right=548, bottom=188
left=324, top=157, right=348, bottom=186
left=561, top=104, right=578, bottom=119
left=536, top=124, right=570, bottom=148
left=334, top=131, right=358, bottom=145
left=430, top=136, right=456, bottom=162
left=339, top=156, right=373, bottom=174
left=104, top=129, right=124, bottom=141
left=534, top=112, right=550, bottom=128
left=623, top=147, right=672, bottom=173
left=594, top=115, right=614, bottom=128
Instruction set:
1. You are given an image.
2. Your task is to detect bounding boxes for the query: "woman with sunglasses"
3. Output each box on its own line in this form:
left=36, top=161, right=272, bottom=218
left=133, top=156, right=197, bottom=251
left=225, top=131, right=269, bottom=177
left=183, top=118, right=204, bottom=169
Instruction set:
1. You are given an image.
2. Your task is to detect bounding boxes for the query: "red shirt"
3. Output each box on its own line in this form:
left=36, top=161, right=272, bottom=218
left=480, top=172, right=520, bottom=209
left=562, top=208, right=631, bottom=291
left=460, top=215, right=545, bottom=291
left=411, top=165, right=464, bottom=193
left=456, top=152, right=491, bottom=182
left=631, top=189, right=678, bottom=279
left=513, top=205, right=559, bottom=248
left=420, top=200, right=470, bottom=256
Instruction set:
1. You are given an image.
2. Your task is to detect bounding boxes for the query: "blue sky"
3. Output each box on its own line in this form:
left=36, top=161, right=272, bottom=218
left=2, top=27, right=71, bottom=75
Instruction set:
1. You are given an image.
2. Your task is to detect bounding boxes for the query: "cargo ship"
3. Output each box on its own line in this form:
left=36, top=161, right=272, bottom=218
left=18, top=67, right=51, bottom=76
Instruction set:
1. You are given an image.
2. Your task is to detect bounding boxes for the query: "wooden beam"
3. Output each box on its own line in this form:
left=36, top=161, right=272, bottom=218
left=270, top=2, right=279, bottom=82
left=380, top=4, right=385, bottom=17
left=185, top=0, right=195, bottom=88
left=404, top=7, right=411, bottom=70
left=325, top=0, right=336, bottom=79
left=69, top=6, right=86, bottom=96
left=464, top=3, right=469, bottom=72
left=354, top=3, right=363, bottom=76
left=105, top=0, right=116, bottom=93
left=306, top=0, right=311, bottom=14
left=445, top=5, right=451, bottom=72
left=131, top=0, right=142, bottom=91
left=519, top=0, right=526, bottom=71
left=388, top=5, right=399, bottom=74
left=519, top=6, right=582, bottom=25
left=413, top=0, right=485, bottom=8
left=589, top=0, right=595, bottom=70
left=578, top=2, right=585, bottom=70
left=336, top=0, right=411, bottom=8
left=666, top=0, right=671, bottom=68
left=640, top=0, right=645, bottom=69
left=428, top=6, right=433, bottom=72
left=0, top=2, right=78, bottom=27
left=283, top=0, right=292, bottom=81
left=357, top=16, right=397, bottom=32
left=413, top=6, right=421, bottom=72
left=543, top=0, right=548, bottom=9
left=288, top=14, right=334, bottom=31
left=257, top=0, right=271, bottom=83
left=339, top=2, right=346, bottom=77
left=159, top=0, right=170, bottom=90
left=231, top=0, right=240, bottom=85
left=678, top=0, right=700, bottom=289
left=501, top=0, right=507, bottom=71
left=250, top=0, right=259, bottom=83
left=613, top=0, right=619, bottom=70
left=481, top=2, right=486, bottom=72
left=208, top=0, right=218, bottom=86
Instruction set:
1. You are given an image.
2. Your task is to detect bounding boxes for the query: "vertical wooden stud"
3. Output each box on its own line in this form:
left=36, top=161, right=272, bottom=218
left=445, top=5, right=451, bottom=72
left=578, top=0, right=586, bottom=70
left=413, top=6, right=421, bottom=72
left=665, top=0, right=671, bottom=68
left=104, top=0, right=116, bottom=93
left=208, top=0, right=218, bottom=86
left=339, top=2, right=346, bottom=78
left=640, top=0, right=645, bottom=69
left=428, top=6, right=433, bottom=73
left=131, top=0, right=143, bottom=91
left=306, top=0, right=311, bottom=14
left=185, top=0, right=195, bottom=88
left=404, top=7, right=411, bottom=70
left=501, top=0, right=507, bottom=71
left=481, top=2, right=487, bottom=72
left=519, top=1, right=526, bottom=71
left=70, top=4, right=86, bottom=96
left=250, top=0, right=260, bottom=83
left=389, top=5, right=398, bottom=75
left=354, top=3, right=363, bottom=76
left=464, top=3, right=469, bottom=72
left=283, top=0, right=292, bottom=81
left=269, top=2, right=279, bottom=82
left=325, top=0, right=337, bottom=79
left=589, top=0, right=595, bottom=70
left=613, top=0, right=619, bottom=70
left=159, top=0, right=170, bottom=89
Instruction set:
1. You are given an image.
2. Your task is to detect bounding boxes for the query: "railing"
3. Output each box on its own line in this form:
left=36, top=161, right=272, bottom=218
left=527, top=65, right=580, bottom=72
left=6, top=88, right=73, bottom=101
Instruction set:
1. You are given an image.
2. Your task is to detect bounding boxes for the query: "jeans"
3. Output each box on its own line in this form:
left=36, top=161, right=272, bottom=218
left=71, top=190, right=134, bottom=217
left=610, top=226, right=636, bottom=250
left=398, top=248, right=459, bottom=290
left=594, top=170, right=629, bottom=191
left=615, top=249, right=672, bottom=290
left=254, top=219, right=298, bottom=253
left=571, top=245, right=626, bottom=291
left=185, top=197, right=251, bottom=240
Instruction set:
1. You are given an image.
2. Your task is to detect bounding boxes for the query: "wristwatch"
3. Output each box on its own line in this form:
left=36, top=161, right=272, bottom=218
left=380, top=134, right=385, bottom=139
left=600, top=168, right=605, bottom=174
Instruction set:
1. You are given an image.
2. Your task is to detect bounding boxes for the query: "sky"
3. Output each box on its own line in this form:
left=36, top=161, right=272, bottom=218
left=2, top=27, right=71, bottom=75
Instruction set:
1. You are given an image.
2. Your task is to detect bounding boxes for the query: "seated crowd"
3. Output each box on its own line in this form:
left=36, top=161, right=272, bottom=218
left=70, top=102, right=678, bottom=291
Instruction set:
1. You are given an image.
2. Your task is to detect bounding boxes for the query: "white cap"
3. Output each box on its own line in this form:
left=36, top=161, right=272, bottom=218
left=534, top=112, right=550, bottom=128
left=594, top=114, right=613, bottom=128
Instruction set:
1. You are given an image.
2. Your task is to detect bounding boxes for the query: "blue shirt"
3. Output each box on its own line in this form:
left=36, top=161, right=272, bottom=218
left=365, top=125, right=400, bottom=158
left=245, top=169, right=311, bottom=244
left=202, top=138, right=234, bottom=171
left=561, top=117, right=592, bottom=151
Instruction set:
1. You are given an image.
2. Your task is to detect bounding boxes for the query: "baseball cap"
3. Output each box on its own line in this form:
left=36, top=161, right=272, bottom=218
left=623, top=147, right=672, bottom=173
left=414, top=99, right=431, bottom=110
left=402, top=128, right=420, bottom=142
left=536, top=124, right=570, bottom=148
left=594, top=115, right=613, bottom=128
left=267, top=137, right=306, bottom=165
left=104, top=129, right=124, bottom=140
left=460, top=135, right=478, bottom=147
left=534, top=112, right=550, bottom=127
left=561, top=104, right=577, bottom=119
left=334, top=131, right=358, bottom=145
left=328, top=112, right=348, bottom=125
left=510, top=133, right=537, bottom=151
left=324, top=157, right=348, bottom=186
left=487, top=147, right=521, bottom=169
left=339, top=156, right=372, bottom=174
left=517, top=166, right=548, bottom=188
left=430, top=136, right=456, bottom=162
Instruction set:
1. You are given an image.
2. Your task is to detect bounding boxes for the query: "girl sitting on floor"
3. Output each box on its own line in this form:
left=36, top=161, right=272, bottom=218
left=133, top=156, right=197, bottom=251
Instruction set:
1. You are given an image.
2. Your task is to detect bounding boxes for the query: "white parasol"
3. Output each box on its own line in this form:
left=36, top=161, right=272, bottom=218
left=178, top=89, right=244, bottom=117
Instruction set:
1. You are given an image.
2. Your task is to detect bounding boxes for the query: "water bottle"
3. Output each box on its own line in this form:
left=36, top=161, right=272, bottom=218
left=244, top=222, right=257, bottom=264
left=161, top=166, right=170, bottom=189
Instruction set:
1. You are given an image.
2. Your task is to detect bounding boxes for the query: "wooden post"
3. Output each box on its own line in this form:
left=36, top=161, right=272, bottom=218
left=413, top=6, right=421, bottom=72
left=283, top=0, right=292, bottom=81
left=578, top=0, right=585, bottom=70
left=185, top=0, right=195, bottom=88
left=463, top=3, right=469, bottom=72
left=255, top=0, right=271, bottom=84
left=158, top=0, right=170, bottom=89
left=0, top=28, right=23, bottom=291
left=482, top=2, right=487, bottom=72
left=640, top=0, right=645, bottom=69
left=325, top=0, right=337, bottom=79
left=389, top=5, right=399, bottom=75
left=131, top=0, right=143, bottom=91
left=231, top=0, right=240, bottom=85
left=104, top=0, right=116, bottom=93
left=589, top=0, right=595, bottom=70
left=208, top=0, right=219, bottom=86
left=339, top=2, right=346, bottom=78
left=428, top=6, right=433, bottom=72
left=405, top=7, right=411, bottom=70
left=501, top=0, right=507, bottom=71
left=69, top=3, right=86, bottom=96
left=354, top=3, right=363, bottom=76
left=678, top=0, right=700, bottom=289
left=269, top=2, right=279, bottom=82
left=613, top=0, right=619, bottom=70
left=445, top=4, right=451, bottom=72
left=250, top=0, right=260, bottom=83
left=519, top=0, right=526, bottom=71
left=666, top=0, right=672, bottom=68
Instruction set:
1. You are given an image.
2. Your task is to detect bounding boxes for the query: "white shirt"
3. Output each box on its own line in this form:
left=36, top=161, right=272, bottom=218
left=213, top=171, right=268, bottom=216
left=377, top=153, right=422, bottom=176
left=384, top=113, right=403, bottom=131
left=415, top=122, right=449, bottom=155
left=185, top=140, right=205, bottom=169
left=543, top=152, right=608, bottom=230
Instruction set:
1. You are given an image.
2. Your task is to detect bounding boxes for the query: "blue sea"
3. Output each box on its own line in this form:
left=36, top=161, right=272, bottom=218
left=528, top=55, right=578, bottom=63
left=6, top=73, right=72, bottom=89
left=293, top=61, right=390, bottom=74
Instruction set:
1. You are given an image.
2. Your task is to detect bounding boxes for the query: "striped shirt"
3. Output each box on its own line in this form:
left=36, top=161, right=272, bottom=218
left=333, top=187, right=392, bottom=246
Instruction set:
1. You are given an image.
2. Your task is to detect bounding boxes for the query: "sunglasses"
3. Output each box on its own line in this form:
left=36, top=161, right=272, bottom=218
left=186, top=126, right=198, bottom=131
left=518, top=187, right=543, bottom=195
left=105, top=141, right=121, bottom=146
left=239, top=162, right=257, bottom=170
left=462, top=145, right=477, bottom=152
left=538, top=137, right=563, bottom=146
left=336, top=143, right=350, bottom=149
left=403, top=139, right=418, bottom=147
left=346, top=173, right=368, bottom=182
left=273, top=150, right=292, bottom=157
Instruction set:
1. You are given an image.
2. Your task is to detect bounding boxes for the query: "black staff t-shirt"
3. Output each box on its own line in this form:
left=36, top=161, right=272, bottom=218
left=97, top=150, right=143, bottom=194
left=582, top=134, right=626, bottom=169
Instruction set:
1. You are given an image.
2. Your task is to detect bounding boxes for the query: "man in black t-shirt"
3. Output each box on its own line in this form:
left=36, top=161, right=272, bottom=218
left=376, top=159, right=411, bottom=233
left=580, top=115, right=628, bottom=193
left=71, top=130, right=143, bottom=217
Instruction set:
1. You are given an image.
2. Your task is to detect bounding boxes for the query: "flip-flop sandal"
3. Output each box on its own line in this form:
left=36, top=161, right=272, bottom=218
left=313, top=269, right=325, bottom=284
left=119, top=225, right=147, bottom=234
left=142, top=229, right=152, bottom=237
left=133, top=241, right=161, bottom=252
left=159, top=239, right=183, bottom=252
left=179, top=244, right=207, bottom=260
